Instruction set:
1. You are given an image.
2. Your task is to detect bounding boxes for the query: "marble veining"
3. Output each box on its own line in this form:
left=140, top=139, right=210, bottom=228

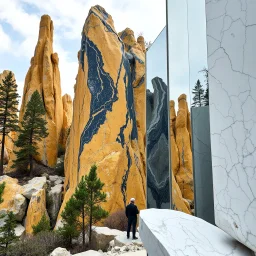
left=206, top=0, right=256, bottom=251
left=140, top=209, right=253, bottom=256
left=146, top=77, right=170, bottom=209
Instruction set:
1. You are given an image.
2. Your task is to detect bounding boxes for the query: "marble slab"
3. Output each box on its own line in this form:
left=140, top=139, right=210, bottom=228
left=139, top=209, right=253, bottom=256
left=206, top=0, right=256, bottom=251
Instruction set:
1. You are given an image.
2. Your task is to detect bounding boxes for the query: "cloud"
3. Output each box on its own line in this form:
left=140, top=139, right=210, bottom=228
left=0, top=25, right=11, bottom=52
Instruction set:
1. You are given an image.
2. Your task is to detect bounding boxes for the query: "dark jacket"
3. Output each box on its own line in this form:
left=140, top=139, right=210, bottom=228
left=126, top=203, right=139, bottom=218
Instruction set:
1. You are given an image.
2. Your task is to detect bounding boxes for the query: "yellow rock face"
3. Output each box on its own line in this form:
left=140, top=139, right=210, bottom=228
left=59, top=6, right=146, bottom=221
left=118, top=28, right=146, bottom=177
left=174, top=94, right=194, bottom=202
left=59, top=94, right=73, bottom=149
left=170, top=100, right=191, bottom=214
left=0, top=176, right=23, bottom=211
left=25, top=188, right=49, bottom=234
left=8, top=15, right=63, bottom=171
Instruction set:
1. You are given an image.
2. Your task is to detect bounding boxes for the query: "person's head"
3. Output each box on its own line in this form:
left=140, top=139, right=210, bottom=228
left=130, top=198, right=135, bottom=204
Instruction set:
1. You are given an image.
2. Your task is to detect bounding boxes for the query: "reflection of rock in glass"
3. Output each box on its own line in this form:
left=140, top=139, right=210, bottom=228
left=170, top=94, right=194, bottom=213
left=147, top=77, right=170, bottom=209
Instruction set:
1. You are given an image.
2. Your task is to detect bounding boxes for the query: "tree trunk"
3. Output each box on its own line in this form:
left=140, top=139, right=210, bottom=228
left=0, top=132, right=5, bottom=175
left=82, top=207, right=85, bottom=249
left=29, top=154, right=33, bottom=177
left=89, top=189, right=93, bottom=248
left=29, top=128, right=33, bottom=177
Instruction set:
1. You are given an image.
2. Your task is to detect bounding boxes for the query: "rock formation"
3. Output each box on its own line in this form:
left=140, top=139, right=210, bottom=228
left=175, top=94, right=194, bottom=202
left=146, top=77, right=171, bottom=208
left=25, top=188, right=49, bottom=234
left=170, top=100, right=191, bottom=213
left=59, top=94, right=73, bottom=149
left=60, top=5, right=146, bottom=219
left=118, top=28, right=146, bottom=177
left=8, top=15, right=63, bottom=171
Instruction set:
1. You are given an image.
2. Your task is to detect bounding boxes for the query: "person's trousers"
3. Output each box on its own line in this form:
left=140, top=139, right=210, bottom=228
left=127, top=216, right=137, bottom=238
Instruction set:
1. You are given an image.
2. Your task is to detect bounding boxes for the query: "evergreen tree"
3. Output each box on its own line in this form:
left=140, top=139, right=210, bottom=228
left=32, top=214, right=51, bottom=235
left=0, top=71, right=19, bottom=174
left=0, top=182, right=5, bottom=205
left=79, top=165, right=108, bottom=248
left=58, top=165, right=108, bottom=249
left=12, top=90, right=48, bottom=175
left=58, top=196, right=80, bottom=247
left=191, top=79, right=204, bottom=107
left=0, top=211, right=18, bottom=254
left=199, top=68, right=209, bottom=106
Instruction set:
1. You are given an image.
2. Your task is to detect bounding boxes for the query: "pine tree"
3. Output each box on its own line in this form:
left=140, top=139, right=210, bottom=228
left=58, top=165, right=108, bottom=249
left=80, top=165, right=108, bottom=248
left=32, top=213, right=51, bottom=235
left=191, top=79, right=204, bottom=107
left=12, top=90, right=48, bottom=175
left=58, top=196, right=80, bottom=247
left=0, top=211, right=18, bottom=254
left=0, top=71, right=19, bottom=174
left=0, top=182, right=5, bottom=205
left=203, top=68, right=209, bottom=106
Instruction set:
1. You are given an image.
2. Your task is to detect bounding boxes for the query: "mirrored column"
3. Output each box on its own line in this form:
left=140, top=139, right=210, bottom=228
left=146, top=27, right=171, bottom=209
left=167, top=0, right=214, bottom=223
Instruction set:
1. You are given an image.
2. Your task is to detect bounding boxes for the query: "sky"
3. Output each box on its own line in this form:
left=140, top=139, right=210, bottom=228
left=147, top=0, right=208, bottom=108
left=0, top=0, right=166, bottom=100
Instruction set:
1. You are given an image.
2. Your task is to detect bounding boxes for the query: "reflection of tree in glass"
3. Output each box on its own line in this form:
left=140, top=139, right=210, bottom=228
left=191, top=80, right=204, bottom=107
left=200, top=68, right=209, bottom=106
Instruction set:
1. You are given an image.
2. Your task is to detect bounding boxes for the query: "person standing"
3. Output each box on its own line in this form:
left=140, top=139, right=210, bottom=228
left=125, top=198, right=139, bottom=239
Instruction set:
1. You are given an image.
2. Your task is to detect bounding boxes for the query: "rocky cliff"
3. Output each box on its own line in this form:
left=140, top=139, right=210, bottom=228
left=59, top=6, right=146, bottom=218
left=8, top=15, right=63, bottom=171
left=170, top=99, right=193, bottom=213
left=59, top=94, right=73, bottom=149
left=174, top=94, right=194, bottom=203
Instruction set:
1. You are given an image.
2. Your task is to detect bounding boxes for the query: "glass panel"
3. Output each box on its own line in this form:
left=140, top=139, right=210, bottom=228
left=187, top=0, right=214, bottom=224
left=167, top=0, right=193, bottom=214
left=146, top=27, right=171, bottom=209
left=167, top=0, right=214, bottom=224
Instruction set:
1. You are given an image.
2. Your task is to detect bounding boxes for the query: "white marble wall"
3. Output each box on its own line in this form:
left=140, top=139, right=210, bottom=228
left=206, top=0, right=256, bottom=252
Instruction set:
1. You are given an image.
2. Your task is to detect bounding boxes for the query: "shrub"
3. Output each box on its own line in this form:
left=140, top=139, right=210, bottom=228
left=55, top=156, right=64, bottom=176
left=104, top=210, right=127, bottom=231
left=32, top=214, right=51, bottom=235
left=7, top=231, right=64, bottom=256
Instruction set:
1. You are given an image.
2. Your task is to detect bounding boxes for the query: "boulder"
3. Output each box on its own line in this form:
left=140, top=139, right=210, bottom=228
left=22, top=176, right=47, bottom=199
left=25, top=188, right=49, bottom=234
left=0, top=176, right=24, bottom=216
left=114, top=233, right=143, bottom=247
left=91, top=226, right=124, bottom=251
left=14, top=224, right=25, bottom=237
left=50, top=247, right=70, bottom=256
left=12, top=194, right=27, bottom=221
left=7, top=14, right=63, bottom=171
left=49, top=175, right=64, bottom=186
left=73, top=250, right=103, bottom=256
left=47, top=184, right=63, bottom=225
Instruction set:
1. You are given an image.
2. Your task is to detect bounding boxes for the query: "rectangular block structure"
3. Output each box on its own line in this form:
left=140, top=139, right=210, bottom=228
left=206, top=0, right=256, bottom=251
left=191, top=106, right=215, bottom=225
left=146, top=27, right=171, bottom=209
